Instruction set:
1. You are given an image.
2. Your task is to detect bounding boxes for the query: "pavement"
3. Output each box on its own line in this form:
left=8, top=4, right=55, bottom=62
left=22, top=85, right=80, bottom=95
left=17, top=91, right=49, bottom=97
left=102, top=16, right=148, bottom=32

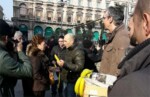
left=14, top=80, right=57, bottom=97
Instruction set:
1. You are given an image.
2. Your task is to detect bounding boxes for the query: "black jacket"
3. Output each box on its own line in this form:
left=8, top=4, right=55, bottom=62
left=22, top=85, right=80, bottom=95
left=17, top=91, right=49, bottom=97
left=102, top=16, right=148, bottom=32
left=63, top=44, right=85, bottom=83
left=109, top=38, right=150, bottom=97
left=50, top=45, right=66, bottom=63
left=84, top=48, right=102, bottom=72
left=50, top=45, right=67, bottom=81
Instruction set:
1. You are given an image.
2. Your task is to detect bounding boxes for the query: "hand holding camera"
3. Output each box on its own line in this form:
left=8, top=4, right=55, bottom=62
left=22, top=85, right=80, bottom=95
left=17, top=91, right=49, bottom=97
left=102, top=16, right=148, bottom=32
left=17, top=40, right=23, bottom=52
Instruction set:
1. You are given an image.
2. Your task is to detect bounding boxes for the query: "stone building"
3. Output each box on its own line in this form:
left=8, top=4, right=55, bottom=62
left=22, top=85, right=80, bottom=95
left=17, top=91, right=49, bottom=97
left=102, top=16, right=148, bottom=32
left=0, top=5, right=4, bottom=19
left=12, top=0, right=136, bottom=40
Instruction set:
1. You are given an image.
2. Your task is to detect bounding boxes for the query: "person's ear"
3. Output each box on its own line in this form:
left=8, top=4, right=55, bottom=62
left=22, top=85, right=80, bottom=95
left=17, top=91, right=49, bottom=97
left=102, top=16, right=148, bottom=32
left=1, top=36, right=8, bottom=43
left=109, top=16, right=113, bottom=24
left=143, top=13, right=150, bottom=37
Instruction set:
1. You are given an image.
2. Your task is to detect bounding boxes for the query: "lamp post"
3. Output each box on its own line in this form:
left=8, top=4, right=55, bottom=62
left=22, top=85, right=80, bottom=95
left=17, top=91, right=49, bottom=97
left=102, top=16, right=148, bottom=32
left=59, top=0, right=67, bottom=35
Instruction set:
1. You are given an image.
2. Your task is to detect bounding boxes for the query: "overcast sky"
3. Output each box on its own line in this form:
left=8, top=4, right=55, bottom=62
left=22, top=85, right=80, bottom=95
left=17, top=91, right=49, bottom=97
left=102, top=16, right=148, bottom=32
left=0, top=0, right=13, bottom=20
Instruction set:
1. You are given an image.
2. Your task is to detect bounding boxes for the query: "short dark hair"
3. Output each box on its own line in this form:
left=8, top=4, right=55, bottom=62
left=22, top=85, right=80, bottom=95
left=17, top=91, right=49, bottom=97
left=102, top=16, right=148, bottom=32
left=58, top=35, right=64, bottom=39
left=0, top=19, right=11, bottom=39
left=107, top=4, right=124, bottom=26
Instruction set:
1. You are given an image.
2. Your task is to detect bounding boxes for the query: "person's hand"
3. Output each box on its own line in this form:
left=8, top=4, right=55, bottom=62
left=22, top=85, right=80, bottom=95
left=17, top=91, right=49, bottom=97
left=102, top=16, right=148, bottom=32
left=17, top=41, right=23, bottom=52
left=57, top=60, right=64, bottom=67
left=52, top=60, right=56, bottom=65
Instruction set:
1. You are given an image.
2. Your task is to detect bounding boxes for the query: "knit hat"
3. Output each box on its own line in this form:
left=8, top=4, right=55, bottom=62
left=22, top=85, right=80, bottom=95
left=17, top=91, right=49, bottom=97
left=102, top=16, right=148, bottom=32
left=82, top=39, right=93, bottom=49
left=13, top=31, right=23, bottom=40
left=0, top=19, right=11, bottom=37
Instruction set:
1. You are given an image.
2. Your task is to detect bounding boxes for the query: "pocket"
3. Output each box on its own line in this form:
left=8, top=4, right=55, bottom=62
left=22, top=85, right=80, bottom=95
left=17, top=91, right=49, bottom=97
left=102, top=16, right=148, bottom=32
left=106, top=45, right=113, bottom=52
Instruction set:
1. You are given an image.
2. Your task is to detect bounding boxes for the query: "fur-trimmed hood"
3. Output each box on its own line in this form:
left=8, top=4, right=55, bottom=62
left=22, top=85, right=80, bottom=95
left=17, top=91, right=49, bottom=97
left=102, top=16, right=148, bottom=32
left=26, top=43, right=49, bottom=68
left=26, top=43, right=44, bottom=57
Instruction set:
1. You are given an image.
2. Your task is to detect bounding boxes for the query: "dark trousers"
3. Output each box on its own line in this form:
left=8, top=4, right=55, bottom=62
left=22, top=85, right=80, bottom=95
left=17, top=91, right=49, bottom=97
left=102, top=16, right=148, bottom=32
left=51, top=80, right=63, bottom=97
left=66, top=83, right=76, bottom=97
left=33, top=91, right=45, bottom=97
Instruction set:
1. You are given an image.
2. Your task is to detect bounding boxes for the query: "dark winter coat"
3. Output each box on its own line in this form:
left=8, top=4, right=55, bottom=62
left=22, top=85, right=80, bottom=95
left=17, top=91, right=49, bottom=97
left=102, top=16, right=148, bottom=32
left=26, top=44, right=50, bottom=91
left=50, top=45, right=67, bottom=81
left=63, top=44, right=85, bottom=83
left=109, top=38, right=150, bottom=97
left=0, top=41, right=32, bottom=97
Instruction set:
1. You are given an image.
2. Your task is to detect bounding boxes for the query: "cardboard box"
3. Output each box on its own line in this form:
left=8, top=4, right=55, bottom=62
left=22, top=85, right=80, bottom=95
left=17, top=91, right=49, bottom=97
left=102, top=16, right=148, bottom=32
left=84, top=78, right=108, bottom=97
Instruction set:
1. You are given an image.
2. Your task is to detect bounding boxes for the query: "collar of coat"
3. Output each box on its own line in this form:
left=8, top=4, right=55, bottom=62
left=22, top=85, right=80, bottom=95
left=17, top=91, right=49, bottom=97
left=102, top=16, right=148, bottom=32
left=107, top=23, right=125, bottom=44
left=0, top=41, right=6, bottom=50
left=117, top=38, right=150, bottom=78
left=26, top=43, right=44, bottom=57
left=67, top=43, right=77, bottom=51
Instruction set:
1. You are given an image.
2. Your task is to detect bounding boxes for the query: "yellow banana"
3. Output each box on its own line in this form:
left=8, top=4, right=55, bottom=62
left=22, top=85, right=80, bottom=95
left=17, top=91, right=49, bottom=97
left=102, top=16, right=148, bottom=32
left=87, top=73, right=92, bottom=78
left=79, top=78, right=85, bottom=97
left=54, top=54, right=60, bottom=61
left=74, top=77, right=82, bottom=95
left=80, top=69, right=93, bottom=77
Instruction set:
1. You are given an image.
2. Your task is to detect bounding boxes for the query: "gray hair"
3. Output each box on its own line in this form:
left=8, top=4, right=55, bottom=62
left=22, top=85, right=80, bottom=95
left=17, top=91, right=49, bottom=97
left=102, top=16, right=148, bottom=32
left=13, top=31, right=23, bottom=40
left=107, top=4, right=124, bottom=26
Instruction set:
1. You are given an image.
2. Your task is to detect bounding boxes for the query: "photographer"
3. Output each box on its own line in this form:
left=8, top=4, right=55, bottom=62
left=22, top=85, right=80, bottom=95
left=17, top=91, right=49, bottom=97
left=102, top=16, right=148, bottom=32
left=0, top=19, right=32, bottom=97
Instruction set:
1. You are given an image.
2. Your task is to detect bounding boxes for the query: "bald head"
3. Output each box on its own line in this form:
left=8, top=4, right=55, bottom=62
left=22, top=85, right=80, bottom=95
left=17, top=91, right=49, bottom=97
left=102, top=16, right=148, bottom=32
left=64, top=33, right=75, bottom=48
left=134, top=0, right=150, bottom=20
left=132, top=0, right=150, bottom=44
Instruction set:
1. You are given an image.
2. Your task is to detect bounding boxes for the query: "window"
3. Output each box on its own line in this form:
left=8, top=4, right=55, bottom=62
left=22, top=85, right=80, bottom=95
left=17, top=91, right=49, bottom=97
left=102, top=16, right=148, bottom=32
left=36, top=11, right=42, bottom=20
left=88, top=0, right=92, bottom=7
left=78, top=0, right=82, bottom=6
left=47, top=12, right=53, bottom=21
left=57, top=14, right=62, bottom=22
left=67, top=16, right=71, bottom=22
left=97, top=0, right=100, bottom=8
left=86, top=16, right=91, bottom=21
left=77, top=16, right=82, bottom=23
left=19, top=3, right=27, bottom=16
left=67, top=0, right=71, bottom=5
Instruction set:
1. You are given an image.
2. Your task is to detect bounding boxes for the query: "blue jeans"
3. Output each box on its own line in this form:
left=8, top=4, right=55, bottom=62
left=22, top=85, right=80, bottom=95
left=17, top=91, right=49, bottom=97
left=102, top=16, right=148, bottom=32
left=66, top=83, right=76, bottom=97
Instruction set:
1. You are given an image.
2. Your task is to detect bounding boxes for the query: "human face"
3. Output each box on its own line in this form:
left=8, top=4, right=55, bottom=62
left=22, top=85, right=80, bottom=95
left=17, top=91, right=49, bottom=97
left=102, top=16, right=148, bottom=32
left=58, top=38, right=64, bottom=48
left=64, top=35, right=73, bottom=48
left=17, top=35, right=23, bottom=42
left=132, top=6, right=150, bottom=44
left=128, top=17, right=137, bottom=46
left=102, top=11, right=111, bottom=31
left=37, top=41, right=46, bottom=51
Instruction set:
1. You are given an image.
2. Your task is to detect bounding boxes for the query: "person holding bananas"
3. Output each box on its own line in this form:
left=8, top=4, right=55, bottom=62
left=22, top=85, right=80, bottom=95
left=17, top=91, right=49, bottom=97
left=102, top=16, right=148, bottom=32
left=57, top=33, right=85, bottom=97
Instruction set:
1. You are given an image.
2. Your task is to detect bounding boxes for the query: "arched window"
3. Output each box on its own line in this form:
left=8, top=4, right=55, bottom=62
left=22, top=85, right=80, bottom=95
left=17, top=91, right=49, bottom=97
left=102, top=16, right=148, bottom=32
left=19, top=3, right=27, bottom=16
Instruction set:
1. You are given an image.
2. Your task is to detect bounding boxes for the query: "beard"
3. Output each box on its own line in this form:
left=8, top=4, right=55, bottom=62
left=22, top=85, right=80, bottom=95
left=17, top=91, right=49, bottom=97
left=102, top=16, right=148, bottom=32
left=130, top=35, right=137, bottom=46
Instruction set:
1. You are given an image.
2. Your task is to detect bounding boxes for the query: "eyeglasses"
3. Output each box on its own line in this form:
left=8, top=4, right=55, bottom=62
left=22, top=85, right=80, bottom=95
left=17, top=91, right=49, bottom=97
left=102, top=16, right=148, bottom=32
left=58, top=41, right=64, bottom=42
left=103, top=17, right=107, bottom=19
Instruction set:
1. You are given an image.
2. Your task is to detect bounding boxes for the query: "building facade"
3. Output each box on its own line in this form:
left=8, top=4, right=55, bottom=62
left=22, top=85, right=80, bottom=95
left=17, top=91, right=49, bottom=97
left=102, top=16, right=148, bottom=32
left=12, top=0, right=136, bottom=40
left=0, top=5, right=4, bottom=19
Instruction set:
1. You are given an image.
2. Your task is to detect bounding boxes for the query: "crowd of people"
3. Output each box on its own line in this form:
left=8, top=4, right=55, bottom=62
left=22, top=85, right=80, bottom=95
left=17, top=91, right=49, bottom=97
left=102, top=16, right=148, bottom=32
left=0, top=0, right=150, bottom=97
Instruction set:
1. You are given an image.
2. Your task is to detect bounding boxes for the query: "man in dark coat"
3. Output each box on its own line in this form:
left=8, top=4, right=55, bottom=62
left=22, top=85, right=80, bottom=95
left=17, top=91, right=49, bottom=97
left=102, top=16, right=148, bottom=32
left=50, top=35, right=66, bottom=97
left=108, top=0, right=150, bottom=97
left=57, top=33, right=85, bottom=97
left=0, top=19, right=32, bottom=97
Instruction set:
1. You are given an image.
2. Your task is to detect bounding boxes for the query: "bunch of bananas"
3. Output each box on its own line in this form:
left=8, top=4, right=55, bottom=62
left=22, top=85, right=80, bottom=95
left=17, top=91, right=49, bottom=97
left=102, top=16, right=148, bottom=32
left=74, top=69, right=93, bottom=97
